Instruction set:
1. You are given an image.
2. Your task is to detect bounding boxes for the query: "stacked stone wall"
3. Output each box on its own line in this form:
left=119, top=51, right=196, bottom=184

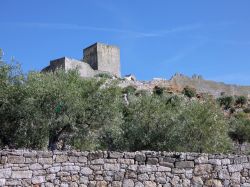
left=0, top=150, right=250, bottom=186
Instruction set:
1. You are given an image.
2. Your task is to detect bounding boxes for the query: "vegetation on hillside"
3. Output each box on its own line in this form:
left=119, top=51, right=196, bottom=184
left=1, top=60, right=249, bottom=153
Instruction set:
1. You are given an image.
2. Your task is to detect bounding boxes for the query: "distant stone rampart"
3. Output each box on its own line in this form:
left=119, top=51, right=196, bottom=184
left=169, top=74, right=250, bottom=98
left=1, top=150, right=250, bottom=186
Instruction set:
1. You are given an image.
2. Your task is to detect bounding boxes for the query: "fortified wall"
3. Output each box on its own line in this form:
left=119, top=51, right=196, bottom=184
left=121, top=74, right=250, bottom=98
left=1, top=150, right=250, bottom=186
left=169, top=74, right=250, bottom=98
left=42, top=43, right=121, bottom=78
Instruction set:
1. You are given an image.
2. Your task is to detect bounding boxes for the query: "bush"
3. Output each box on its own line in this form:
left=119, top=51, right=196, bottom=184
left=217, top=96, right=234, bottom=110
left=153, top=86, right=165, bottom=95
left=235, top=96, right=247, bottom=107
left=182, top=86, right=196, bottom=98
left=243, top=107, right=250, bottom=113
left=176, top=100, right=231, bottom=153
left=229, top=118, right=250, bottom=145
left=99, top=95, right=231, bottom=153
left=122, top=85, right=137, bottom=95
left=94, top=72, right=113, bottom=79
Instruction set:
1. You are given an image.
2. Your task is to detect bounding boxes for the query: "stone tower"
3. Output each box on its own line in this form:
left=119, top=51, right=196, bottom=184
left=83, top=43, right=121, bottom=77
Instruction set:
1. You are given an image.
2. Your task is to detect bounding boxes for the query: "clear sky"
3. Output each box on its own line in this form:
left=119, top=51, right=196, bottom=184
left=1, top=1, right=250, bottom=85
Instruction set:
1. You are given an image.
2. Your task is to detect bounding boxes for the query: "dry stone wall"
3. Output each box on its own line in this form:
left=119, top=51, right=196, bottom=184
left=0, top=150, right=250, bottom=187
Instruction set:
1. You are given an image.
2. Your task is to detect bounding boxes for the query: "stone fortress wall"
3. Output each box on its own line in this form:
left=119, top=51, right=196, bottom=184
left=169, top=74, right=250, bottom=98
left=1, top=150, right=250, bottom=187
left=121, top=74, right=250, bottom=98
left=42, top=43, right=121, bottom=78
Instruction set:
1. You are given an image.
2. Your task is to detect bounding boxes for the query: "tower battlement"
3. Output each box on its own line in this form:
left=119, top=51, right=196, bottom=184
left=42, top=43, right=121, bottom=77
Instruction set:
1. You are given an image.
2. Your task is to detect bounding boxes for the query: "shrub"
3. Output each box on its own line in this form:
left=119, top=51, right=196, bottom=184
left=229, top=118, right=250, bottom=145
left=94, top=72, right=113, bottom=79
left=122, top=85, right=137, bottom=95
left=153, top=86, right=165, bottom=95
left=176, top=100, right=232, bottom=153
left=217, top=96, right=234, bottom=110
left=182, top=86, right=196, bottom=98
left=235, top=96, right=247, bottom=107
left=243, top=107, right=250, bottom=113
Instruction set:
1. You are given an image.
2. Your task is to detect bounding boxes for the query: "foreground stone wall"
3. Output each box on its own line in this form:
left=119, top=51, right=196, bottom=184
left=0, top=150, right=250, bottom=187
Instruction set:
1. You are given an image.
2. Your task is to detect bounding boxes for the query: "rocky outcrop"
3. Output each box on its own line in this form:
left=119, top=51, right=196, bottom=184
left=0, top=150, right=250, bottom=186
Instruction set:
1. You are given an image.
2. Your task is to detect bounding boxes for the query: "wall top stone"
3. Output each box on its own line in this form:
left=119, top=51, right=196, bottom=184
left=0, top=150, right=250, bottom=186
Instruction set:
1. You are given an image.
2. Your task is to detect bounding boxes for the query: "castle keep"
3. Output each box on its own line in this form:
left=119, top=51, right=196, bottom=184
left=42, top=43, right=120, bottom=77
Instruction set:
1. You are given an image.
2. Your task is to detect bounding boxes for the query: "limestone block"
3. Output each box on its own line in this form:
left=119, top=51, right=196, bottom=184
left=47, top=166, right=61, bottom=173
left=195, top=156, right=208, bottom=164
left=209, top=159, right=222, bottom=166
left=8, top=155, right=25, bottom=164
left=104, top=164, right=120, bottom=171
left=175, top=161, right=194, bottom=168
left=123, top=179, right=134, bottom=187
left=138, top=165, right=157, bottom=173
left=124, top=152, right=135, bottom=159
left=12, top=170, right=32, bottom=179
left=96, top=181, right=108, bottom=187
left=159, top=161, right=174, bottom=168
left=135, top=153, right=146, bottom=163
left=135, top=182, right=144, bottom=187
left=29, top=163, right=43, bottom=170
left=194, top=164, right=212, bottom=175
left=147, top=157, right=158, bottom=165
left=118, top=159, right=134, bottom=165
left=138, top=173, right=149, bottom=181
left=205, top=179, right=223, bottom=187
left=61, top=165, right=80, bottom=172
left=109, top=152, right=124, bottom=159
left=114, top=171, right=125, bottom=180
left=234, top=156, right=248, bottom=164
left=81, top=167, right=93, bottom=175
left=228, top=164, right=243, bottom=172
left=158, top=166, right=171, bottom=172
left=91, top=159, right=104, bottom=165
left=78, top=156, right=87, bottom=163
left=0, top=168, right=11, bottom=178
left=112, top=181, right=122, bottom=187
left=38, top=157, right=53, bottom=164
left=155, top=177, right=167, bottom=184
left=144, top=181, right=157, bottom=187
left=70, top=182, right=78, bottom=187
left=25, top=157, right=37, bottom=163
left=56, top=155, right=68, bottom=162
left=221, top=158, right=230, bottom=165
left=88, top=152, right=103, bottom=160
left=0, top=179, right=5, bottom=186
left=45, top=182, right=54, bottom=187
left=32, top=176, right=45, bottom=184
left=218, top=169, right=230, bottom=180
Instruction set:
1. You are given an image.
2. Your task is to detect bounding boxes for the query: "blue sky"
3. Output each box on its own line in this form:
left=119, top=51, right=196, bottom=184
left=1, top=1, right=250, bottom=85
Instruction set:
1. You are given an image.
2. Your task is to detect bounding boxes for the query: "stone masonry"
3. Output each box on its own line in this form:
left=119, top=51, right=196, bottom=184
left=42, top=43, right=121, bottom=78
left=1, top=150, right=250, bottom=186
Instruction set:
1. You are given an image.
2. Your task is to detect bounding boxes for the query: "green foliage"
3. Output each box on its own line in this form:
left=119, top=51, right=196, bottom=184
left=176, top=100, right=231, bottom=153
left=243, top=107, right=250, bottom=113
left=0, top=60, right=235, bottom=153
left=235, top=95, right=247, bottom=107
left=94, top=72, right=113, bottom=79
left=153, top=86, right=165, bottom=95
left=229, top=117, right=250, bottom=145
left=99, top=94, right=183, bottom=151
left=99, top=95, right=231, bottom=153
left=122, top=85, right=137, bottom=95
left=217, top=96, right=234, bottom=109
left=182, top=86, right=196, bottom=98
